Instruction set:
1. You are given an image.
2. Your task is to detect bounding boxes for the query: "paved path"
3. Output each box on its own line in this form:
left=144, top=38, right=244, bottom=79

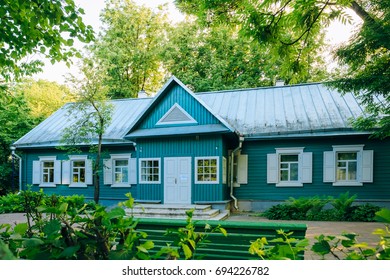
left=1, top=212, right=386, bottom=260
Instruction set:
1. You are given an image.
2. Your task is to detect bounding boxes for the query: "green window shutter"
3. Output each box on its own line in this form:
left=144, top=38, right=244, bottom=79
left=323, top=151, right=335, bottom=182
left=129, top=158, right=137, bottom=185
left=85, top=159, right=93, bottom=185
left=301, top=152, right=312, bottom=183
left=54, top=160, right=62, bottom=185
left=267, top=153, right=278, bottom=184
left=32, top=161, right=41, bottom=185
left=237, top=154, right=248, bottom=184
left=62, top=160, right=70, bottom=185
left=361, top=150, right=374, bottom=183
left=103, top=159, right=113, bottom=185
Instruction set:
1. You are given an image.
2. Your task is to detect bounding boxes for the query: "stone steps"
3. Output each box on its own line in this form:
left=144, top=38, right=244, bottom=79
left=125, top=204, right=229, bottom=221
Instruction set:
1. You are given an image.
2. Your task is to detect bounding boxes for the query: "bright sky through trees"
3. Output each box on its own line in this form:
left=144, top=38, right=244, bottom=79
left=33, top=0, right=360, bottom=85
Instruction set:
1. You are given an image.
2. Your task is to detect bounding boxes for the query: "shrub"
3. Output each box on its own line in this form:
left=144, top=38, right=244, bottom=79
left=348, top=204, right=382, bottom=222
left=263, top=204, right=299, bottom=220
left=0, top=193, right=24, bottom=213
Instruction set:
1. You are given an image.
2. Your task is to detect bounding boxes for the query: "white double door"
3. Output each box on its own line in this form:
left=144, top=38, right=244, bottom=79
left=164, top=157, right=191, bottom=204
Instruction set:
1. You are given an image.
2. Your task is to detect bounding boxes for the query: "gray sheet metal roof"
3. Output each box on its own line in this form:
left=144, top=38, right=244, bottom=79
left=14, top=98, right=152, bottom=148
left=14, top=81, right=370, bottom=148
left=197, top=83, right=368, bottom=138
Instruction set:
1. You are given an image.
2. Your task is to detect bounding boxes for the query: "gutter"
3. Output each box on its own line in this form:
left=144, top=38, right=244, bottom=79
left=10, top=146, right=22, bottom=192
left=230, top=135, right=244, bottom=210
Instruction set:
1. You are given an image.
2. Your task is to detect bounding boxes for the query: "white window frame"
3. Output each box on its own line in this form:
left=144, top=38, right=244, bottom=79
left=275, top=148, right=304, bottom=187
left=267, top=148, right=312, bottom=187
left=36, top=156, right=59, bottom=187
left=69, top=155, right=89, bottom=188
left=103, top=154, right=137, bottom=188
left=139, top=158, right=161, bottom=184
left=195, top=156, right=220, bottom=184
left=326, top=145, right=372, bottom=187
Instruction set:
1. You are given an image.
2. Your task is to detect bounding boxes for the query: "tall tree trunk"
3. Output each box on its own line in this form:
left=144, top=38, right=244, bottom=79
left=94, top=131, right=103, bottom=204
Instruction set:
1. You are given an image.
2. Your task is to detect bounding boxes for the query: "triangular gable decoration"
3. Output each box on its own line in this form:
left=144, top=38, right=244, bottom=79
left=156, top=103, right=197, bottom=125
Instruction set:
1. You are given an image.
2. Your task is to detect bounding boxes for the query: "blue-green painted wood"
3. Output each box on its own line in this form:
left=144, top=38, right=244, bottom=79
left=139, top=84, right=220, bottom=129
left=137, top=135, right=226, bottom=203
left=21, top=146, right=137, bottom=203
left=236, top=136, right=390, bottom=201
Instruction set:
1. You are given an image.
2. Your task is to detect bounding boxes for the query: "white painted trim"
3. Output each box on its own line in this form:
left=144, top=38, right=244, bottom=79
left=195, top=156, right=220, bottom=184
left=274, top=147, right=306, bottom=187
left=139, top=158, right=161, bottom=184
left=156, top=103, right=198, bottom=125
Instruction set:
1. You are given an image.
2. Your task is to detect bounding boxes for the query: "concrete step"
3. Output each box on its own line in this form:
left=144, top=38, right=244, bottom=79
left=125, top=204, right=229, bottom=221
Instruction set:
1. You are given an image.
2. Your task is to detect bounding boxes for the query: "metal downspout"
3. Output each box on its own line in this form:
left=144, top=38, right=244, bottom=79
left=230, top=136, right=244, bottom=210
left=10, top=146, right=22, bottom=192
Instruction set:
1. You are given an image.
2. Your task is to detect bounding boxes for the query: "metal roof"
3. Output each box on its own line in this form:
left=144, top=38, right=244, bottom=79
left=197, top=83, right=368, bottom=138
left=14, top=98, right=152, bottom=148
left=14, top=81, right=370, bottom=148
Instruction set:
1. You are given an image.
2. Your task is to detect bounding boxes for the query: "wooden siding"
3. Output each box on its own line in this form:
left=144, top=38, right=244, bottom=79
left=21, top=146, right=137, bottom=203
left=137, top=135, right=226, bottom=202
left=139, top=84, right=220, bottom=129
left=236, top=136, right=390, bottom=201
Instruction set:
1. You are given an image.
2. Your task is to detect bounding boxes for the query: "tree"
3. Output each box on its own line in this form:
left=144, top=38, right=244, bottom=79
left=60, top=58, right=113, bottom=203
left=92, top=0, right=170, bottom=98
left=0, top=0, right=94, bottom=82
left=164, top=19, right=327, bottom=91
left=16, top=79, right=73, bottom=120
left=0, top=91, right=38, bottom=194
left=329, top=0, right=390, bottom=138
left=175, top=0, right=390, bottom=136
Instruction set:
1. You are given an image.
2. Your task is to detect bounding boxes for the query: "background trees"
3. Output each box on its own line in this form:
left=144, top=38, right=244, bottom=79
left=0, top=0, right=94, bottom=83
left=91, top=0, right=170, bottom=98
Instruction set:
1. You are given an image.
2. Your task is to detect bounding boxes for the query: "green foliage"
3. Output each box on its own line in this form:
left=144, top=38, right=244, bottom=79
left=263, top=193, right=383, bottom=222
left=91, top=0, right=170, bottom=98
left=164, top=209, right=227, bottom=259
left=0, top=192, right=153, bottom=260
left=0, top=0, right=94, bottom=81
left=249, top=230, right=309, bottom=260
left=311, top=209, right=390, bottom=260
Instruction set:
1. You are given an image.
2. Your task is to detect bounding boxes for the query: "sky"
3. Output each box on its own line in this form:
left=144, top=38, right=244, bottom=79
left=32, top=0, right=360, bottom=84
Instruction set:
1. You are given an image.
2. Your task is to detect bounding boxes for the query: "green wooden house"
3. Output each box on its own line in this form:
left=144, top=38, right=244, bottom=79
left=13, top=76, right=390, bottom=211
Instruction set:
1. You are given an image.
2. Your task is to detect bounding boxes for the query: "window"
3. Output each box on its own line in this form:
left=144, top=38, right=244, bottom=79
left=324, top=145, right=373, bottom=186
left=195, top=157, right=219, bottom=184
left=114, top=159, right=129, bottom=183
left=139, top=158, right=160, bottom=183
left=72, top=160, right=86, bottom=183
left=103, top=154, right=136, bottom=187
left=42, top=161, right=55, bottom=184
left=32, top=156, right=61, bottom=187
left=62, top=155, right=92, bottom=187
left=267, top=148, right=312, bottom=187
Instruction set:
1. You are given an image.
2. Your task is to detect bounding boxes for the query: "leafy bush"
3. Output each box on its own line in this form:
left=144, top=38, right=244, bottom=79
left=263, top=193, right=383, bottom=222
left=0, top=192, right=24, bottom=213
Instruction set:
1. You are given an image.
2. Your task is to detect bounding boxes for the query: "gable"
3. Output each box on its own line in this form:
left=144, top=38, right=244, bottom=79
left=156, top=103, right=197, bottom=125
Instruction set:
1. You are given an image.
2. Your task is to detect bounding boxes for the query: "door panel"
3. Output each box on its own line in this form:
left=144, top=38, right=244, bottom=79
left=164, top=157, right=191, bottom=204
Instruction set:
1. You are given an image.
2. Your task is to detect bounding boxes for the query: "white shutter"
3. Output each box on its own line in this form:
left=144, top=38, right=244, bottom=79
left=129, top=158, right=137, bottom=185
left=237, top=154, right=248, bottom=184
left=323, top=151, right=335, bottom=182
left=85, top=159, right=93, bottom=185
left=103, top=159, right=113, bottom=185
left=62, top=160, right=71, bottom=185
left=267, top=153, right=278, bottom=184
left=222, top=157, right=227, bottom=184
left=361, top=150, right=374, bottom=183
left=54, top=160, right=62, bottom=185
left=32, top=161, right=41, bottom=185
left=301, top=152, right=312, bottom=183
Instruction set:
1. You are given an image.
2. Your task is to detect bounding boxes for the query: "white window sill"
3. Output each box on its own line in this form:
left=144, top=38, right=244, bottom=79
left=276, top=182, right=303, bottom=187
left=139, top=181, right=161, bottom=184
left=111, top=183, right=131, bottom=188
left=69, top=183, right=88, bottom=188
left=39, top=184, right=56, bottom=188
left=333, top=181, right=363, bottom=187
left=195, top=181, right=219, bottom=185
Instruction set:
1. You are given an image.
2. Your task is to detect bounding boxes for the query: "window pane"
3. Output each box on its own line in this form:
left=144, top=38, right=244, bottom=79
left=280, top=155, right=298, bottom=162
left=290, top=163, right=299, bottom=181
left=43, top=161, right=54, bottom=168
left=348, top=161, right=357, bottom=180
left=280, top=170, right=288, bottom=181
left=73, top=161, right=85, bottom=167
left=338, top=152, right=357, bottom=160
left=115, top=160, right=127, bottom=166
left=337, top=169, right=346, bottom=181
